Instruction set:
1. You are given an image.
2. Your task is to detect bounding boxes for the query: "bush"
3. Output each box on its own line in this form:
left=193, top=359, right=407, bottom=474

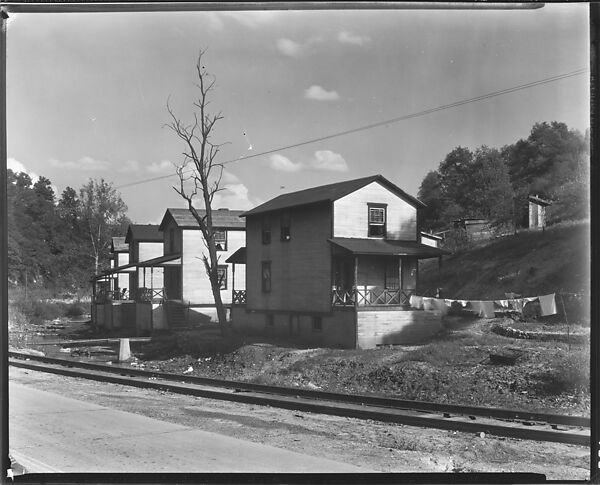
left=66, top=302, right=87, bottom=317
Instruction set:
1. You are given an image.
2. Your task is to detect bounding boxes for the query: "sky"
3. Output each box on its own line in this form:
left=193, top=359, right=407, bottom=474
left=6, top=4, right=590, bottom=224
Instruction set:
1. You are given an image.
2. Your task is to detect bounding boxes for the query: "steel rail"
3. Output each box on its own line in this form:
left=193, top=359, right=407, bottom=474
left=9, top=351, right=589, bottom=428
left=9, top=356, right=589, bottom=447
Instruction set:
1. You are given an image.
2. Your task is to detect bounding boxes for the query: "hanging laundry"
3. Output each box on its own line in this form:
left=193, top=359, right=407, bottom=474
left=509, top=299, right=524, bottom=313
left=480, top=301, right=496, bottom=318
left=422, top=297, right=435, bottom=311
left=495, top=299, right=510, bottom=309
left=409, top=294, right=423, bottom=310
left=432, top=298, right=449, bottom=315
left=539, top=293, right=557, bottom=316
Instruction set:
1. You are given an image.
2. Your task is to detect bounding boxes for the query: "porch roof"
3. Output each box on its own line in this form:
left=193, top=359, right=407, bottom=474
left=329, top=238, right=450, bottom=259
left=226, top=246, right=246, bottom=264
left=92, top=253, right=181, bottom=280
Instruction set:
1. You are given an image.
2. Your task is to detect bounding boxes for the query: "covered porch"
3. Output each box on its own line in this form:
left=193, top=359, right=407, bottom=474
left=329, top=238, right=449, bottom=309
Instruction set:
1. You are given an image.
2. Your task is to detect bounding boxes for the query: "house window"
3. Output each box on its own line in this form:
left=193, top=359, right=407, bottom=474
left=368, top=204, right=387, bottom=238
left=280, top=212, right=291, bottom=242
left=217, top=265, right=228, bottom=290
left=214, top=229, right=227, bottom=251
left=312, top=316, right=322, bottom=332
left=262, top=216, right=271, bottom=245
left=261, top=261, right=271, bottom=293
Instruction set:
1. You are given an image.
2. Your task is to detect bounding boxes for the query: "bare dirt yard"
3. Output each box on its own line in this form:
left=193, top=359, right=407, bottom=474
left=9, top=312, right=591, bottom=479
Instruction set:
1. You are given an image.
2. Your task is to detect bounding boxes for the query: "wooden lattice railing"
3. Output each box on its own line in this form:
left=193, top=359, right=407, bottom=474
left=332, top=288, right=414, bottom=307
left=136, top=287, right=164, bottom=302
left=232, top=290, right=247, bottom=305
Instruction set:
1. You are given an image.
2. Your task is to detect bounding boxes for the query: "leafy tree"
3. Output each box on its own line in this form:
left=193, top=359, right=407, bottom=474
left=417, top=170, right=444, bottom=231
left=469, top=146, right=515, bottom=230
left=79, top=178, right=131, bottom=275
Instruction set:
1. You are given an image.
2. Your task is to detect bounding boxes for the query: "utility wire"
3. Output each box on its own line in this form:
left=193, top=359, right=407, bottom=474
left=115, top=68, right=588, bottom=190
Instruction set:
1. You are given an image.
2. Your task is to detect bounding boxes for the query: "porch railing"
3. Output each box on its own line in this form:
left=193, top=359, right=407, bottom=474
left=232, top=290, right=247, bottom=305
left=136, top=287, right=164, bottom=303
left=332, top=288, right=414, bottom=308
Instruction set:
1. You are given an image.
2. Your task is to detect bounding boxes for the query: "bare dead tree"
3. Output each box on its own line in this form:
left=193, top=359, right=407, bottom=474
left=166, top=49, right=229, bottom=335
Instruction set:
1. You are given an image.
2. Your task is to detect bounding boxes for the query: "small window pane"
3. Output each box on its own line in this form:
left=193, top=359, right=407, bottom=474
left=217, top=266, right=227, bottom=290
left=369, top=208, right=385, bottom=224
left=214, top=230, right=227, bottom=251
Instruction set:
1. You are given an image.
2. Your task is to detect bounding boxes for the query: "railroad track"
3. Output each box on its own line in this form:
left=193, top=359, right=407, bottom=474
left=9, top=351, right=590, bottom=446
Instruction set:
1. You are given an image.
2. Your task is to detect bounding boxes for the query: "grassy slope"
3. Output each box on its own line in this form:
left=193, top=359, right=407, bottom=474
left=418, top=220, right=590, bottom=300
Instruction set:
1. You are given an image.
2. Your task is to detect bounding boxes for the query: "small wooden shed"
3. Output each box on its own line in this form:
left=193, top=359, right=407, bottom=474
left=528, top=195, right=552, bottom=230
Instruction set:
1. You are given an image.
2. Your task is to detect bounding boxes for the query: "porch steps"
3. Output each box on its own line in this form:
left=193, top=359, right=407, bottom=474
left=165, top=301, right=188, bottom=329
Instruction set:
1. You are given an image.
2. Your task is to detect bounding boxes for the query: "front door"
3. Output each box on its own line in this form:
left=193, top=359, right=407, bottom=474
left=401, top=258, right=418, bottom=290
left=333, top=257, right=354, bottom=291
left=165, top=266, right=182, bottom=300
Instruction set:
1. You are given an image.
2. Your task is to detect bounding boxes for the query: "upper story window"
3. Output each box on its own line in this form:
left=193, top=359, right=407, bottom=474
left=262, top=216, right=271, bottom=245
left=261, top=261, right=271, bottom=293
left=280, top=212, right=291, bottom=242
left=217, top=265, right=228, bottom=290
left=368, top=204, right=387, bottom=238
left=214, top=229, right=227, bottom=251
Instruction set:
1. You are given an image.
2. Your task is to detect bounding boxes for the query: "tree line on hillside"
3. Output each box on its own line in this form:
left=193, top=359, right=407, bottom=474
left=7, top=172, right=131, bottom=292
left=418, top=121, right=590, bottom=233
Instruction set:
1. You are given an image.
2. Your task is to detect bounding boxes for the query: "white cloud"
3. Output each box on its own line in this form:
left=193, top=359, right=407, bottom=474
left=118, top=160, right=141, bottom=173
left=309, top=150, right=349, bottom=172
left=337, top=31, right=371, bottom=46
left=304, top=85, right=340, bottom=101
left=7, top=157, right=39, bottom=182
left=212, top=183, right=256, bottom=211
left=276, top=38, right=303, bottom=57
left=49, top=156, right=109, bottom=171
left=269, top=154, right=303, bottom=172
left=147, top=160, right=174, bottom=173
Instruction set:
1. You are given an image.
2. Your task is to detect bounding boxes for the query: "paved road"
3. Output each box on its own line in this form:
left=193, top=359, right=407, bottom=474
left=10, top=383, right=372, bottom=473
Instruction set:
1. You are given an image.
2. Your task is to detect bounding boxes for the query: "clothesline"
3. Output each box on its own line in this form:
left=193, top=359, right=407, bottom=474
left=409, top=293, right=557, bottom=318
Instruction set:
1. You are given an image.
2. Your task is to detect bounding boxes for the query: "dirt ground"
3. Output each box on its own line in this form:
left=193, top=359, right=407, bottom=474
left=9, top=366, right=589, bottom=479
left=9, top=313, right=592, bottom=479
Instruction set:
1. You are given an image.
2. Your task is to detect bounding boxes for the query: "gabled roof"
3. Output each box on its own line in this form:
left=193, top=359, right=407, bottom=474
left=158, top=208, right=246, bottom=231
left=125, top=224, right=163, bottom=243
left=241, top=174, right=425, bottom=217
left=528, top=195, right=552, bottom=206
left=111, top=237, right=128, bottom=253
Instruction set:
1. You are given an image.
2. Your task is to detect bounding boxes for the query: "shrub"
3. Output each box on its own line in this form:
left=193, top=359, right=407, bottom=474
left=66, top=302, right=87, bottom=317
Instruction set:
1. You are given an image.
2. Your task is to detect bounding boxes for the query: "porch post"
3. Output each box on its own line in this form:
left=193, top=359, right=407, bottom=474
left=150, top=266, right=154, bottom=290
left=354, top=256, right=358, bottom=309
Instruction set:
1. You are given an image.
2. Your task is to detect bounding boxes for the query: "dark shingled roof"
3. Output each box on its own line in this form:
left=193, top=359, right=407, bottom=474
left=241, top=175, right=425, bottom=217
left=111, top=237, right=128, bottom=253
left=329, top=238, right=450, bottom=259
left=125, top=224, right=163, bottom=243
left=158, top=208, right=246, bottom=231
left=225, top=246, right=246, bottom=264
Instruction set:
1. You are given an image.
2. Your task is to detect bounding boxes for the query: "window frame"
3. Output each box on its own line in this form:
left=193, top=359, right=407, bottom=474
left=280, top=211, right=291, bottom=242
left=368, top=203, right=387, bottom=238
left=261, top=261, right=271, bottom=293
left=262, top=215, right=271, bottom=245
left=217, top=265, right=228, bottom=290
left=214, top=228, right=227, bottom=251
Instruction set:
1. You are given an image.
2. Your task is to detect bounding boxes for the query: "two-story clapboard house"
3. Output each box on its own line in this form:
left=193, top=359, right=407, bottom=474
left=158, top=208, right=246, bottom=323
left=125, top=224, right=164, bottom=301
left=229, top=174, right=448, bottom=349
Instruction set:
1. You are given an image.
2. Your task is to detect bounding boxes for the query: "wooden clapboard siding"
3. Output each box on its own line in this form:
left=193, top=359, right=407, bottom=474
left=181, top=228, right=246, bottom=304
left=356, top=310, right=442, bottom=348
left=246, top=202, right=332, bottom=313
left=333, top=180, right=417, bottom=240
left=138, top=241, right=163, bottom=261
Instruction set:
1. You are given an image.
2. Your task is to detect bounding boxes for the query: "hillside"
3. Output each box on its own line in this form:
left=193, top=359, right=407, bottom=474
left=418, top=220, right=590, bottom=302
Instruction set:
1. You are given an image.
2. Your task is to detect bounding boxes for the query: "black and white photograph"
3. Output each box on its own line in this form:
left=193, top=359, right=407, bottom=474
left=3, top=2, right=593, bottom=481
